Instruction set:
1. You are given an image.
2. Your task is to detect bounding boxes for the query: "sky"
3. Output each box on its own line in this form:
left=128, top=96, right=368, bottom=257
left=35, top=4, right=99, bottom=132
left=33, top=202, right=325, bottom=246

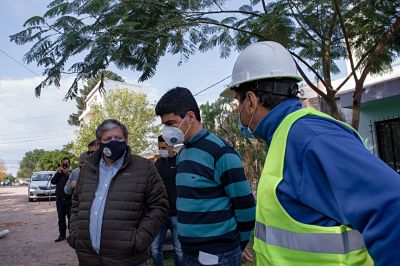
left=0, top=1, right=240, bottom=176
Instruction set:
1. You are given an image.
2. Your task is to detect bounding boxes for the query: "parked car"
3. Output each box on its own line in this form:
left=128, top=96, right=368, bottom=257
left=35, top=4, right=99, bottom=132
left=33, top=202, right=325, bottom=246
left=18, top=179, right=30, bottom=185
left=0, top=180, right=9, bottom=186
left=28, top=171, right=56, bottom=202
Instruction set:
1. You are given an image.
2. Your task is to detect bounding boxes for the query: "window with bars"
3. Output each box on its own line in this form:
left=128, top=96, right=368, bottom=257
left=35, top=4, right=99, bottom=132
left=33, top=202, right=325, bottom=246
left=375, top=118, right=400, bottom=173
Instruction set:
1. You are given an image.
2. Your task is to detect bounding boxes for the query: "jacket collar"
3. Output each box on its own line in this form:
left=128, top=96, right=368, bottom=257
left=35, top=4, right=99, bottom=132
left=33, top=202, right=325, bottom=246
left=252, top=98, right=302, bottom=145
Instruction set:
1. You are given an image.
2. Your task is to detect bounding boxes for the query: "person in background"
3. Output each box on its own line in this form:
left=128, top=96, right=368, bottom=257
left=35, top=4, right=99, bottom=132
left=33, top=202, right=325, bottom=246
left=64, top=140, right=99, bottom=195
left=68, top=119, right=169, bottom=266
left=155, top=87, right=256, bottom=265
left=51, top=157, right=71, bottom=242
left=64, top=152, right=88, bottom=195
left=151, top=135, right=184, bottom=266
left=86, top=139, right=100, bottom=156
left=221, top=41, right=400, bottom=265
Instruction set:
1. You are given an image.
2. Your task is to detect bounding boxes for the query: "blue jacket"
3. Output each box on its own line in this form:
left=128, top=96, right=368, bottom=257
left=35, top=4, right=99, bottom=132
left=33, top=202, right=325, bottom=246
left=253, top=98, right=400, bottom=266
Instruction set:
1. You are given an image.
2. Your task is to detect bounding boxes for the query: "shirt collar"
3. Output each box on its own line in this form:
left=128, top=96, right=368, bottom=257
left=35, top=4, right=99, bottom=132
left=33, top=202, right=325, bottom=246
left=100, top=151, right=126, bottom=169
left=187, top=128, right=208, bottom=145
left=252, top=98, right=302, bottom=145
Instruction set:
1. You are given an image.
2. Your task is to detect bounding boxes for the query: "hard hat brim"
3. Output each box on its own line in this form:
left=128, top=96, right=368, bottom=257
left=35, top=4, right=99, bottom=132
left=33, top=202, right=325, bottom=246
left=220, top=75, right=303, bottom=99
left=220, top=86, right=236, bottom=99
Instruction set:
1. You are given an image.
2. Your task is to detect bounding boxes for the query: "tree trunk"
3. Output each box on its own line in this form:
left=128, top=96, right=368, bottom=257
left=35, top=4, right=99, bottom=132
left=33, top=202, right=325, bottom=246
left=351, top=82, right=363, bottom=130
left=323, top=91, right=340, bottom=120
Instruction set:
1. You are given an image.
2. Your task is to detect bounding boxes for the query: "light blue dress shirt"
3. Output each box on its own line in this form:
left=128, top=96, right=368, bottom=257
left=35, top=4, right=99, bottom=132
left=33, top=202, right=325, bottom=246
left=64, top=167, right=80, bottom=195
left=89, top=154, right=124, bottom=253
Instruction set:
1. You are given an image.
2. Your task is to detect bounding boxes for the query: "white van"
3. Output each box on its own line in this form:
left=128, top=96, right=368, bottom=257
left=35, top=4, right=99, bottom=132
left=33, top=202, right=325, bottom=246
left=28, top=171, right=56, bottom=202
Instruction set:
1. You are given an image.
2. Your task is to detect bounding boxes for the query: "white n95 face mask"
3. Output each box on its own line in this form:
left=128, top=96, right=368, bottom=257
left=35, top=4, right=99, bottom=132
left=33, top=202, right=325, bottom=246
left=158, top=150, right=169, bottom=158
left=162, top=126, right=185, bottom=146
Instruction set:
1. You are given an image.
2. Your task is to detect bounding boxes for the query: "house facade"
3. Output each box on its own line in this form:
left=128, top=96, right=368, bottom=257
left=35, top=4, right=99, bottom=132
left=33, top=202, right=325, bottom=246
left=300, top=61, right=400, bottom=173
left=78, top=78, right=161, bottom=159
left=78, top=79, right=145, bottom=124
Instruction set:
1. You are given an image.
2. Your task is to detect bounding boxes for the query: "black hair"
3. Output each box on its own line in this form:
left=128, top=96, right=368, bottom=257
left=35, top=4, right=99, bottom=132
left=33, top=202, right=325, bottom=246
left=155, top=87, right=201, bottom=122
left=87, top=140, right=97, bottom=148
left=234, top=78, right=299, bottom=110
left=61, top=157, right=70, bottom=164
left=157, top=135, right=165, bottom=142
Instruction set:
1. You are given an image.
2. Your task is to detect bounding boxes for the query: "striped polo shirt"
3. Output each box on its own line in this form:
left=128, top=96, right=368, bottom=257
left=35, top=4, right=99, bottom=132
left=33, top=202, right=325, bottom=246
left=176, top=128, right=256, bottom=254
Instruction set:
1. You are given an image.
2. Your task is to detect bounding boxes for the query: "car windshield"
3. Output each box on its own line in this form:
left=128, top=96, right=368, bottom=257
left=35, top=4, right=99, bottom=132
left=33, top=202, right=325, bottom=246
left=31, top=173, right=53, bottom=181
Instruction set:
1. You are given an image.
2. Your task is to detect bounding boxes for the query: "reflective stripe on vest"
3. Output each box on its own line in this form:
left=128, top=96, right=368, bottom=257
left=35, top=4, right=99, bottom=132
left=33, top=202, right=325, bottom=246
left=255, top=221, right=366, bottom=254
left=254, top=108, right=373, bottom=265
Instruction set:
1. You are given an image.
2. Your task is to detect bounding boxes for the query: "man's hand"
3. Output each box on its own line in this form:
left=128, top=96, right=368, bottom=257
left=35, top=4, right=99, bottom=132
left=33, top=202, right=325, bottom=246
left=242, top=247, right=254, bottom=263
left=70, top=180, right=77, bottom=189
left=61, top=165, right=70, bottom=175
left=57, top=165, right=63, bottom=173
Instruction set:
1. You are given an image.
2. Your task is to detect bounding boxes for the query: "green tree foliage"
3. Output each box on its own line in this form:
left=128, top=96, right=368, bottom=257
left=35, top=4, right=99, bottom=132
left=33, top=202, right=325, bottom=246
left=63, top=141, right=75, bottom=153
left=17, top=149, right=45, bottom=179
left=68, top=70, right=124, bottom=126
left=11, top=0, right=400, bottom=129
left=9, top=0, right=211, bottom=99
left=17, top=149, right=76, bottom=179
left=200, top=97, right=266, bottom=187
left=73, top=104, right=105, bottom=155
left=73, top=88, right=158, bottom=155
left=4, top=174, right=16, bottom=186
left=0, top=159, right=7, bottom=182
left=36, top=150, right=76, bottom=171
left=192, top=0, right=400, bottom=128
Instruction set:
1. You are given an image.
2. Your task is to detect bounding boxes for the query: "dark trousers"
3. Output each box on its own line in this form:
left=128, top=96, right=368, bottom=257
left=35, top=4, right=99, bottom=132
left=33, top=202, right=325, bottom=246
left=56, top=198, right=72, bottom=237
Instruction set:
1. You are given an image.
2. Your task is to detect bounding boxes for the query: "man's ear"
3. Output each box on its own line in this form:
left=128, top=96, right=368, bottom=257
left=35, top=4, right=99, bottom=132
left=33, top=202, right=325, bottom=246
left=246, top=91, right=259, bottom=113
left=187, top=111, right=196, bottom=124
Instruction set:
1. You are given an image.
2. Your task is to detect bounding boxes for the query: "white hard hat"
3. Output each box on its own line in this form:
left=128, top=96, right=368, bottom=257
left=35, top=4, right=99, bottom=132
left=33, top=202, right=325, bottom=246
left=221, top=41, right=302, bottom=98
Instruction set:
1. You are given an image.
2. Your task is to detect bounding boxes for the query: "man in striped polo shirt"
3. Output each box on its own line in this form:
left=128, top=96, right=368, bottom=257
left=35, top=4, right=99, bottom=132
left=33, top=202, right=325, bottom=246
left=155, top=87, right=256, bottom=265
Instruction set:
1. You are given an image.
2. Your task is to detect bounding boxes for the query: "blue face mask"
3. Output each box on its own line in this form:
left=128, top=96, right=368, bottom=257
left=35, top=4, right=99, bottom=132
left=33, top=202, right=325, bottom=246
left=100, top=140, right=127, bottom=161
left=238, top=98, right=256, bottom=139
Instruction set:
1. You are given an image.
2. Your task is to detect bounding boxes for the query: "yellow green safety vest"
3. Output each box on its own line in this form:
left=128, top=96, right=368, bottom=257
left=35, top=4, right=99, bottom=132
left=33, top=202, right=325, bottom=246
left=254, top=108, right=374, bottom=266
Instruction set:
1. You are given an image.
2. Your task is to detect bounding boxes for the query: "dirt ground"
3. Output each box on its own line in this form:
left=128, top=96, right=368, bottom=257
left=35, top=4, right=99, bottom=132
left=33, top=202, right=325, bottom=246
left=0, top=186, right=78, bottom=266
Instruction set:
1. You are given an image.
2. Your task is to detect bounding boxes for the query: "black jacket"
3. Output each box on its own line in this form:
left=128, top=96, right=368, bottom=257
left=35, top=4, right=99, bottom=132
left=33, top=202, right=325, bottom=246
left=68, top=147, right=169, bottom=266
left=51, top=171, right=71, bottom=200
left=154, top=154, right=178, bottom=216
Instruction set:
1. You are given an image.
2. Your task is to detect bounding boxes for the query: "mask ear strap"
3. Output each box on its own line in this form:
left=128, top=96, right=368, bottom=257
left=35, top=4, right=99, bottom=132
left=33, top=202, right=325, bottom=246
left=179, top=113, right=192, bottom=136
left=184, top=123, right=192, bottom=136
left=247, top=95, right=258, bottom=133
left=248, top=107, right=256, bottom=133
left=177, top=113, right=187, bottom=129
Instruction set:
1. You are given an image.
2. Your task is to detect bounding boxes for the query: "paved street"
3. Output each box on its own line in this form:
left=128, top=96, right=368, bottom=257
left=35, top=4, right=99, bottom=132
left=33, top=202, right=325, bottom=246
left=0, top=186, right=78, bottom=266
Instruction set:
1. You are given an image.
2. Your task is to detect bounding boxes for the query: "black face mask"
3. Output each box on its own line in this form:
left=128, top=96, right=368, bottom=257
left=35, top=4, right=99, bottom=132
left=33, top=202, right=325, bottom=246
left=99, top=140, right=127, bottom=161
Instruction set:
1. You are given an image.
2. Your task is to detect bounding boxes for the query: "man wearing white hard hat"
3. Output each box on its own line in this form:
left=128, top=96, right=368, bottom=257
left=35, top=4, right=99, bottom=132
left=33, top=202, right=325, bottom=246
left=222, top=41, right=400, bottom=266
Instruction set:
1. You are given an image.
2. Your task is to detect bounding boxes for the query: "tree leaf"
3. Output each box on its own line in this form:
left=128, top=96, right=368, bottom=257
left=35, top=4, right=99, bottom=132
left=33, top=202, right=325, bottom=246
left=239, top=5, right=253, bottom=13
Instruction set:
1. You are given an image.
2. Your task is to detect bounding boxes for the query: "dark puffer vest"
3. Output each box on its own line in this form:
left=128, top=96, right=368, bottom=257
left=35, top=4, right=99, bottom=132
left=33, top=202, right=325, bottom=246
left=68, top=148, right=169, bottom=265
